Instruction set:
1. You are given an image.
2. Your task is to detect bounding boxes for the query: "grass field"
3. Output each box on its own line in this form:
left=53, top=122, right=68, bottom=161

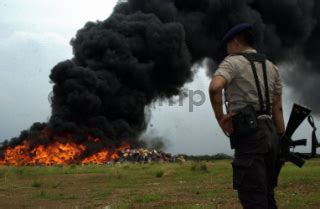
left=0, top=159, right=319, bottom=209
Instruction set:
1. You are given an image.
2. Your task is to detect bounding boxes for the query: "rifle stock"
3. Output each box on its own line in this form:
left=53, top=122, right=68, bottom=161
left=280, top=104, right=311, bottom=168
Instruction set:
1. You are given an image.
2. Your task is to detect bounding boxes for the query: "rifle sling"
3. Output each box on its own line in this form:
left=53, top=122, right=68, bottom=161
left=308, top=115, right=320, bottom=157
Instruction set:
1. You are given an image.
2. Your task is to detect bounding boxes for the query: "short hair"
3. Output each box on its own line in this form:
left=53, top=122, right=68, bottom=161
left=234, top=29, right=255, bottom=47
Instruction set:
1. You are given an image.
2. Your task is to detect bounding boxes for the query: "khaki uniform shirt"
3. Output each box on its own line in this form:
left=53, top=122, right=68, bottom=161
left=214, top=49, right=282, bottom=113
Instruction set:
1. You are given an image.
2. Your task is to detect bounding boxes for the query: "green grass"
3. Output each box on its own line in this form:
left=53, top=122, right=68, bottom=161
left=32, top=190, right=77, bottom=200
left=134, top=194, right=165, bottom=203
left=0, top=160, right=319, bottom=208
left=31, top=180, right=42, bottom=188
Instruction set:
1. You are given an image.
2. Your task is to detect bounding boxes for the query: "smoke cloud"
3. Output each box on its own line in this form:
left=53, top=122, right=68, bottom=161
left=115, top=0, right=320, bottom=112
left=48, top=11, right=192, bottom=147
left=1, top=0, right=320, bottom=154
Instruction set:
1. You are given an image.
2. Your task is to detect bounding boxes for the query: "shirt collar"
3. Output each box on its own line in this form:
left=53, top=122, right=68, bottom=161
left=241, top=48, right=257, bottom=53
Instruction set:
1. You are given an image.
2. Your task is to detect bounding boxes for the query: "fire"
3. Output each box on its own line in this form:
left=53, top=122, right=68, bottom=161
left=0, top=132, right=131, bottom=166
left=80, top=143, right=130, bottom=165
left=30, top=143, right=86, bottom=166
left=0, top=141, right=86, bottom=166
left=81, top=150, right=115, bottom=165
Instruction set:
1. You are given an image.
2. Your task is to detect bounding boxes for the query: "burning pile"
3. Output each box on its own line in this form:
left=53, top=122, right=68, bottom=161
left=0, top=126, right=181, bottom=166
left=0, top=128, right=130, bottom=166
left=0, top=135, right=181, bottom=166
left=0, top=143, right=181, bottom=166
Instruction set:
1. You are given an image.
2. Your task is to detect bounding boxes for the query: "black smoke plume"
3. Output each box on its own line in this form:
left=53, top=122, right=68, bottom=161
left=48, top=12, right=192, bottom=147
left=1, top=0, right=320, bottom=156
left=1, top=9, right=192, bottom=155
left=115, top=0, right=320, bottom=113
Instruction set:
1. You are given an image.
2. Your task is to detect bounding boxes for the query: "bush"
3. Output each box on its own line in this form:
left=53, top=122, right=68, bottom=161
left=183, top=154, right=233, bottom=161
left=191, top=163, right=209, bottom=173
left=155, top=170, right=164, bottom=178
left=200, top=163, right=209, bottom=173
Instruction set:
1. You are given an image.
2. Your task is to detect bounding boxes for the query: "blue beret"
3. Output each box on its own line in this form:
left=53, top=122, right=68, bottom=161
left=222, top=23, right=253, bottom=43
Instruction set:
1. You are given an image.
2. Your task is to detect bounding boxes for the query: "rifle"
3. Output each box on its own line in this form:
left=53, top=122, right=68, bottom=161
left=277, top=104, right=319, bottom=171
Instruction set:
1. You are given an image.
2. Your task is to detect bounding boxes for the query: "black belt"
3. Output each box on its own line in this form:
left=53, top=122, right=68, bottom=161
left=256, top=111, right=271, bottom=117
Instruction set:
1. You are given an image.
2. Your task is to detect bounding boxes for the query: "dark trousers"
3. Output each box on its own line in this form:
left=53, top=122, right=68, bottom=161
left=231, top=118, right=279, bottom=209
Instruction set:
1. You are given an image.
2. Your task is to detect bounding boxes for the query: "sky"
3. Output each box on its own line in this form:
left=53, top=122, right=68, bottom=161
left=0, top=0, right=316, bottom=155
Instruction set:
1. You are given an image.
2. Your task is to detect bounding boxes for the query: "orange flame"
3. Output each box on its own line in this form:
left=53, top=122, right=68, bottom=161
left=81, top=150, right=113, bottom=165
left=81, top=143, right=130, bottom=165
left=0, top=134, right=131, bottom=166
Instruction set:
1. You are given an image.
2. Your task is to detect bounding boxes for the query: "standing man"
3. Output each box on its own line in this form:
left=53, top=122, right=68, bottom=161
left=209, top=23, right=285, bottom=209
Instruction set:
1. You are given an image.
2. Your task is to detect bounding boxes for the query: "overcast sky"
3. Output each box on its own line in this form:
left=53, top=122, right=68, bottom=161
left=0, top=0, right=315, bottom=155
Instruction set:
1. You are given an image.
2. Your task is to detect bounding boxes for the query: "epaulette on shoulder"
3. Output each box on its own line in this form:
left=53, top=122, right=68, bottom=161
left=225, top=54, right=242, bottom=61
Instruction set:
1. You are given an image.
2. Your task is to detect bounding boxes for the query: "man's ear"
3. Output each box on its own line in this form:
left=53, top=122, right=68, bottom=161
left=233, top=37, right=240, bottom=47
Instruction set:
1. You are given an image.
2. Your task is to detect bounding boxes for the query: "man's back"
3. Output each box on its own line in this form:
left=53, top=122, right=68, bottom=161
left=214, top=49, right=282, bottom=113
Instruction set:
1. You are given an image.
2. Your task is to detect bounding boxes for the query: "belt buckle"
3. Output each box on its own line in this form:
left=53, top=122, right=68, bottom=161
left=257, top=114, right=272, bottom=120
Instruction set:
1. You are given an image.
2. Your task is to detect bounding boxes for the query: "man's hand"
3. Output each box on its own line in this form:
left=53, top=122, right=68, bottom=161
left=209, top=75, right=232, bottom=137
left=218, top=112, right=236, bottom=137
